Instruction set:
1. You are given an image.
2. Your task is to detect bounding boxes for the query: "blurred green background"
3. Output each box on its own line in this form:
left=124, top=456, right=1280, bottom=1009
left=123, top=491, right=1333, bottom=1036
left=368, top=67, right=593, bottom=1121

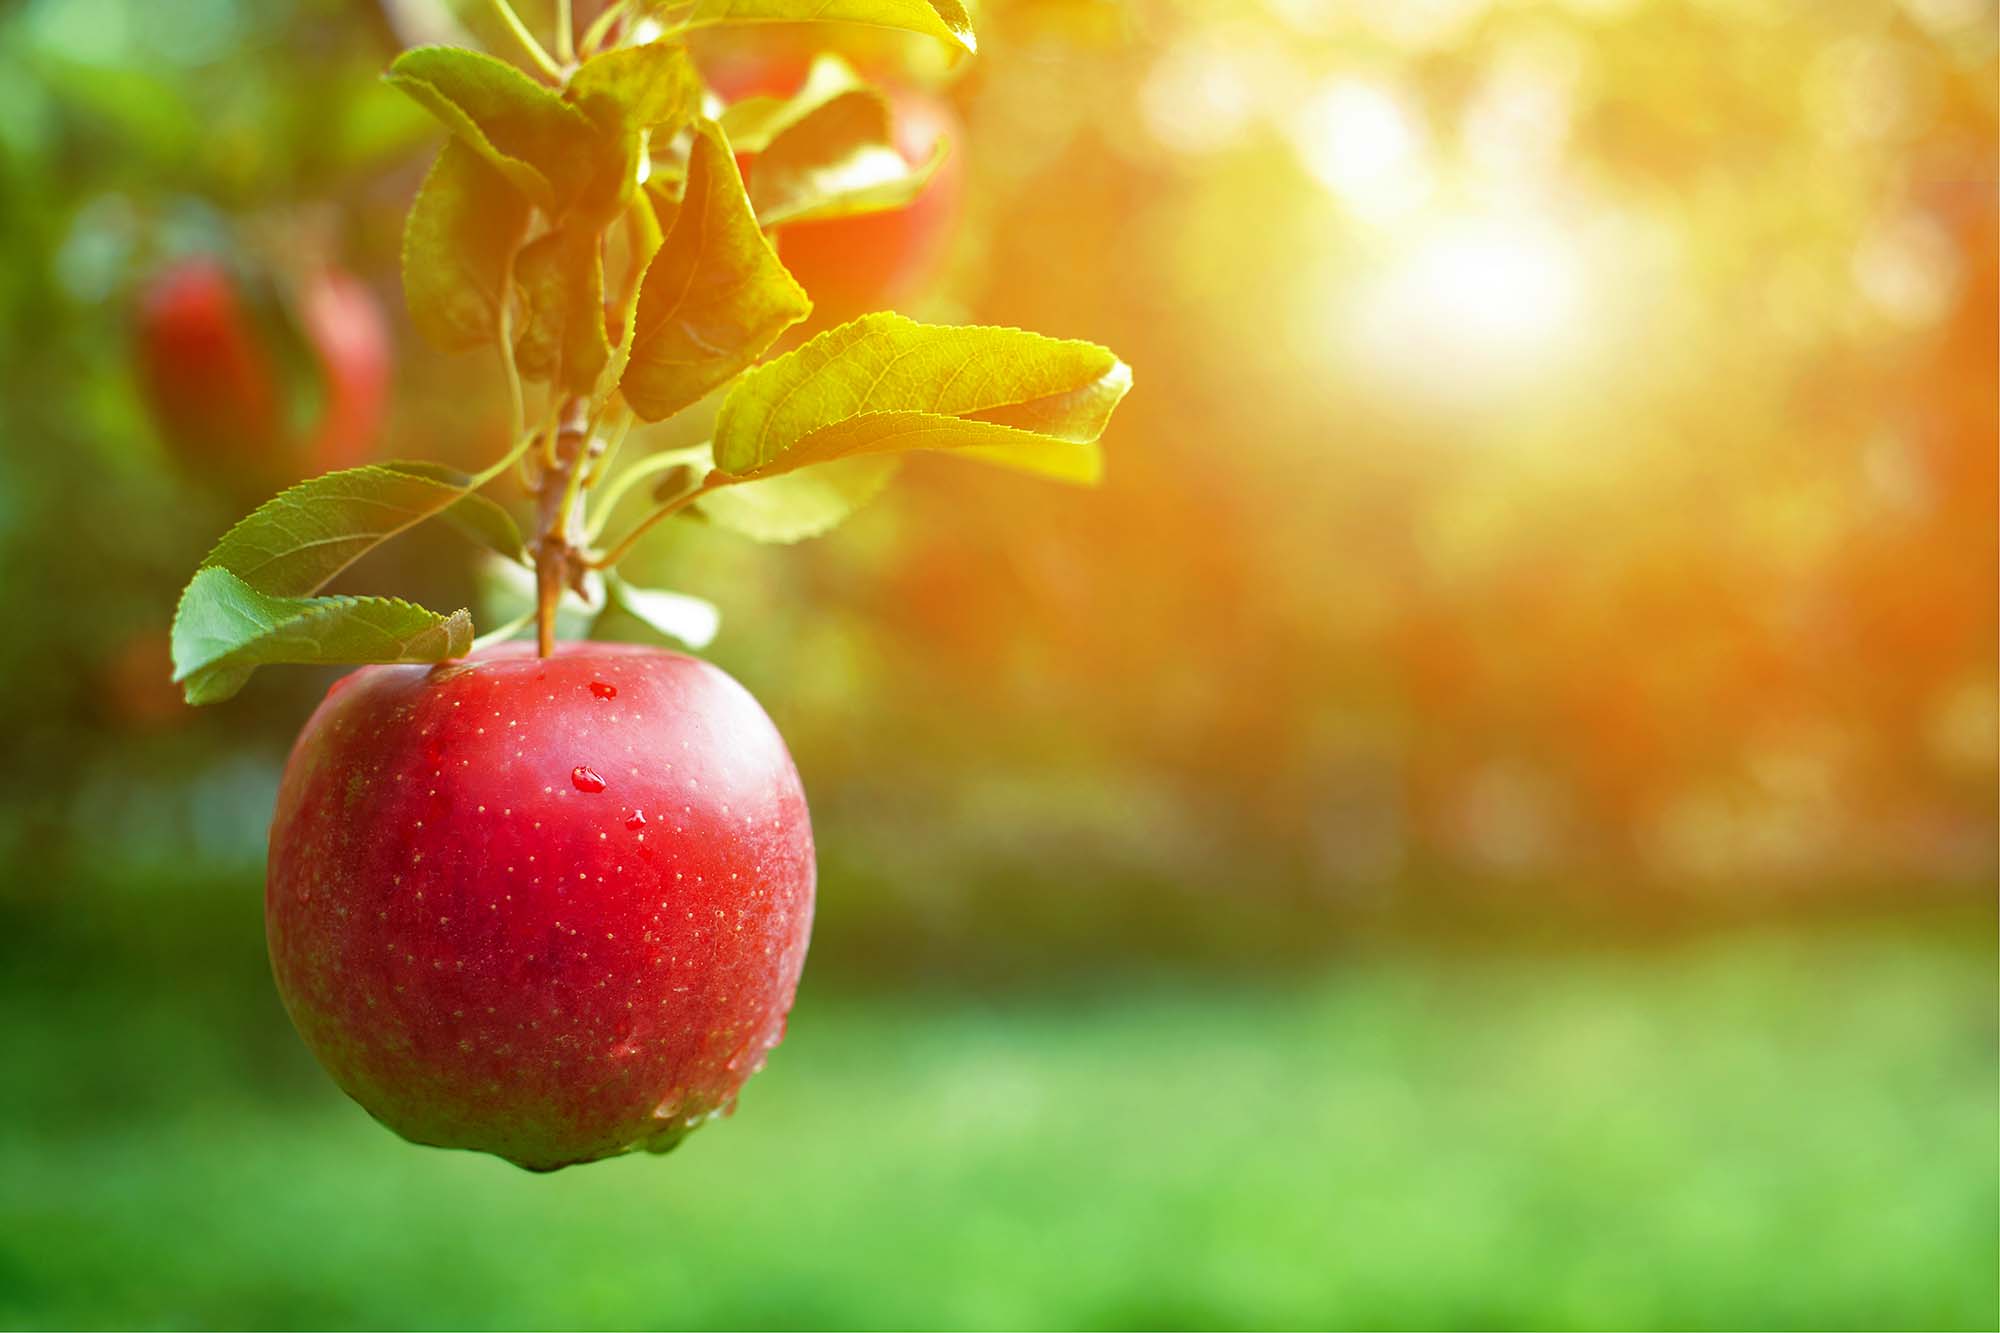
left=0, top=0, right=1994, bottom=1328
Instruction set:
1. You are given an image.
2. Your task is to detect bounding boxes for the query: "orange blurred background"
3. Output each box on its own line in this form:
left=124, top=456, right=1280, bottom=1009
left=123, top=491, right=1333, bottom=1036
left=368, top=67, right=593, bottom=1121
left=650, top=0, right=1999, bottom=958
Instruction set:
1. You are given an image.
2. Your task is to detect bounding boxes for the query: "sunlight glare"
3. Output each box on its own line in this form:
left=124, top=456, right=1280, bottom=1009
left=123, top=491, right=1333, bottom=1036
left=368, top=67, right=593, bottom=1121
left=1346, top=210, right=1589, bottom=401
left=1291, top=78, right=1433, bottom=221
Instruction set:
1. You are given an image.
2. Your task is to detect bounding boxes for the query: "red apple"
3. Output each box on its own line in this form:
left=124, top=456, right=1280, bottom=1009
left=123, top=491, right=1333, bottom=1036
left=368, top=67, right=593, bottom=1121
left=711, top=57, right=966, bottom=322
left=134, top=255, right=391, bottom=490
left=265, top=642, right=815, bottom=1171
left=294, top=263, right=393, bottom=476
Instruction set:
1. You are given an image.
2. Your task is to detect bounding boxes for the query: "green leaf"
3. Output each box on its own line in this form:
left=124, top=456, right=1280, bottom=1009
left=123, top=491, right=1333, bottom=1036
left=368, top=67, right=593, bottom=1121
left=600, top=187, right=675, bottom=380
left=513, top=226, right=613, bottom=396
left=567, top=41, right=700, bottom=133
left=396, top=464, right=527, bottom=562
left=636, top=178, right=677, bottom=245
left=386, top=45, right=602, bottom=213
left=711, top=314, right=1131, bottom=484
left=599, top=574, right=721, bottom=649
left=717, top=94, right=803, bottom=155
left=619, top=120, right=811, bottom=422
left=666, top=0, right=976, bottom=54
left=743, top=57, right=946, bottom=227
left=716, top=52, right=870, bottom=152
left=402, top=139, right=532, bottom=352
left=644, top=139, right=694, bottom=204
left=756, top=106, right=944, bottom=228
left=200, top=462, right=504, bottom=597
left=563, top=43, right=703, bottom=221
left=438, top=492, right=528, bottom=562
left=696, top=455, right=900, bottom=542
left=172, top=567, right=471, bottom=706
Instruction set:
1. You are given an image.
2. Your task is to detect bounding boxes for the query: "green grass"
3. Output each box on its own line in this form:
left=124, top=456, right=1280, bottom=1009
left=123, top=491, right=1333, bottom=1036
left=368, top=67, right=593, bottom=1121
left=1, top=920, right=1993, bottom=1329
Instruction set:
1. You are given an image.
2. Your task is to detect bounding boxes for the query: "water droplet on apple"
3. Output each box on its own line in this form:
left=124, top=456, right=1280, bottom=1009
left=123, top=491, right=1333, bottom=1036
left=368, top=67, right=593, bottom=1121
left=589, top=681, right=617, bottom=699
left=626, top=810, right=648, bottom=830
left=571, top=766, right=606, bottom=793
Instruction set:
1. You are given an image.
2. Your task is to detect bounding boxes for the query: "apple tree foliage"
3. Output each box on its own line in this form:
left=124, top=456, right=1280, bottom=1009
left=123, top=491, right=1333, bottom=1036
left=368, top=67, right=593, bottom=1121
left=171, top=0, right=1131, bottom=704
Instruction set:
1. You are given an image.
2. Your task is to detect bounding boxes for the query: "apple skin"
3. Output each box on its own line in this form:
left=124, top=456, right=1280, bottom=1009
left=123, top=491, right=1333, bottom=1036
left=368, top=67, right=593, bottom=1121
left=265, top=642, right=815, bottom=1171
left=134, top=256, right=390, bottom=490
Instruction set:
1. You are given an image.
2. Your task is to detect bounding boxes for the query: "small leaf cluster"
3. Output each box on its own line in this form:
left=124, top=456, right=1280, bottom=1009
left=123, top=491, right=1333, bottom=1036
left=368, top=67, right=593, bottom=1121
left=171, top=0, right=1130, bottom=704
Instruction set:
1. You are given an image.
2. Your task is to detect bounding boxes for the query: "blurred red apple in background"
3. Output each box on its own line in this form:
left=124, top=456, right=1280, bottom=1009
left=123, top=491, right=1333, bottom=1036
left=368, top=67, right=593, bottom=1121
left=265, top=643, right=816, bottom=1171
left=134, top=254, right=390, bottom=492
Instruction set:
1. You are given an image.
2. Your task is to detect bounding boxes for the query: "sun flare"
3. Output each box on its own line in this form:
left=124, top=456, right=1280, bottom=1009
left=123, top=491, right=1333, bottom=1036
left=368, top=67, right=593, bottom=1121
left=1343, top=209, right=1589, bottom=399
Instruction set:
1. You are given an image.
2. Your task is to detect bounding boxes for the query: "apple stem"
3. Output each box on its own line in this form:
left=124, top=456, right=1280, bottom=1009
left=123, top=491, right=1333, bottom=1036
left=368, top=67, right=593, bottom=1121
left=532, top=397, right=592, bottom=657
left=533, top=539, right=563, bottom=658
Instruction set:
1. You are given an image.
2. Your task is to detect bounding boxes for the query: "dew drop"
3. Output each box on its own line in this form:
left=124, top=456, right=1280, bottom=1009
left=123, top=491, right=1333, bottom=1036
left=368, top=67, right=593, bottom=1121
left=626, top=809, right=648, bottom=830
left=571, top=766, right=607, bottom=793
left=590, top=681, right=617, bottom=700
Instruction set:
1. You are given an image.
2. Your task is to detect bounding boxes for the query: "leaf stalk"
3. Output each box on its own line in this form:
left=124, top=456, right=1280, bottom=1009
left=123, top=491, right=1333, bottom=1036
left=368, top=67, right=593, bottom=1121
left=578, top=0, right=627, bottom=55
left=554, top=0, right=576, bottom=64
left=584, top=440, right=708, bottom=541
left=586, top=470, right=726, bottom=571
left=485, top=0, right=565, bottom=81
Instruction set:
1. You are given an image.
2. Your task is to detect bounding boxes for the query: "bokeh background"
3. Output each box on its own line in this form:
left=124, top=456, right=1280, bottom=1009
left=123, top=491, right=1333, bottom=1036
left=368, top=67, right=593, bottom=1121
left=1, top=0, right=1995, bottom=1327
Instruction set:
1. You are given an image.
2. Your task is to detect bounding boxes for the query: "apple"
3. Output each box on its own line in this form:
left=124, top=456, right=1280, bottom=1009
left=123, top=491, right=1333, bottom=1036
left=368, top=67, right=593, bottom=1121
left=710, top=57, right=967, bottom=322
left=134, top=255, right=390, bottom=490
left=265, top=642, right=815, bottom=1171
left=294, top=263, right=393, bottom=477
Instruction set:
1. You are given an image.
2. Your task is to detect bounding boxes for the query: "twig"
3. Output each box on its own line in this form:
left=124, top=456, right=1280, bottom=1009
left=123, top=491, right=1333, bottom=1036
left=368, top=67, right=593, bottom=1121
left=532, top=399, right=593, bottom=656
